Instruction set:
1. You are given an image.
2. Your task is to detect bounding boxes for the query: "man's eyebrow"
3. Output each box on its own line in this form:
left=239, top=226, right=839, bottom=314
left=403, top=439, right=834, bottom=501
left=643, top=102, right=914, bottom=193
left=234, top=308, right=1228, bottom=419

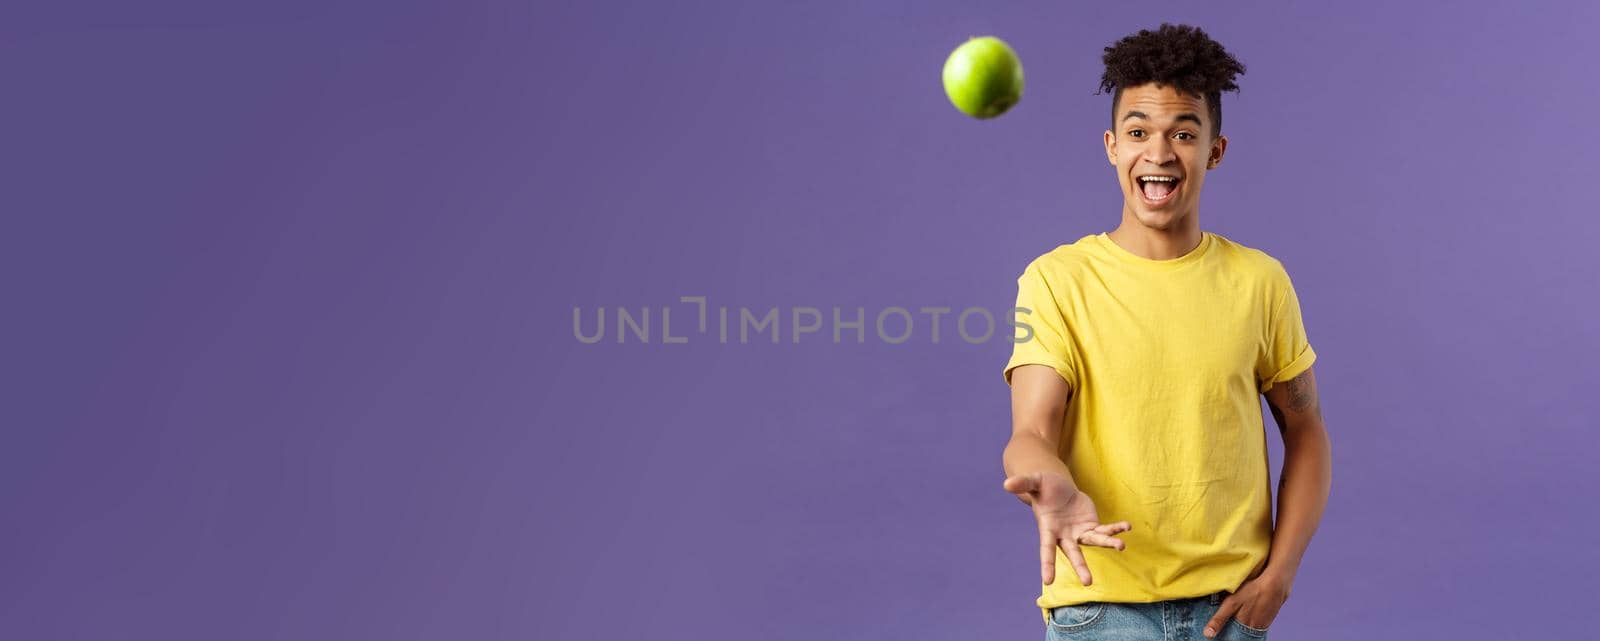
left=1120, top=111, right=1204, bottom=127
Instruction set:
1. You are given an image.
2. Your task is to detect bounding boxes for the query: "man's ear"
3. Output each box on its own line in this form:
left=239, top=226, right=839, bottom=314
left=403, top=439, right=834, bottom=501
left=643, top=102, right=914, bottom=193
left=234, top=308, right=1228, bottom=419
left=1208, top=134, right=1228, bottom=169
left=1104, top=130, right=1116, bottom=166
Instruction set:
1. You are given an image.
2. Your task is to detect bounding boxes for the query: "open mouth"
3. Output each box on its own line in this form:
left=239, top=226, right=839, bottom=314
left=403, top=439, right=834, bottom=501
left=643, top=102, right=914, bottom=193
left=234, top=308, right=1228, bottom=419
left=1136, top=175, right=1181, bottom=205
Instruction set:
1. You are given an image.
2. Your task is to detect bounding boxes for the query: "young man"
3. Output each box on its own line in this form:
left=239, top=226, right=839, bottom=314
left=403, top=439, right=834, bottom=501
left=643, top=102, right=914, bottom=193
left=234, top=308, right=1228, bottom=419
left=1000, top=24, right=1331, bottom=640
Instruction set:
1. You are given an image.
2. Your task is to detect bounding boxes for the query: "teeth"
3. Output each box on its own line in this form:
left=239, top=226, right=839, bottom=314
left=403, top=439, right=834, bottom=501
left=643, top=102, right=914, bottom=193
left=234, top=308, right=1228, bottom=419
left=1138, top=176, right=1178, bottom=182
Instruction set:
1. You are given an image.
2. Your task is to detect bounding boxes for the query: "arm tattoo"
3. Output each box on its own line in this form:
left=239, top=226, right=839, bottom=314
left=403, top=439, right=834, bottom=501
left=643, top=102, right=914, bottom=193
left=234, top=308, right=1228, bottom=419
left=1266, top=370, right=1322, bottom=433
left=1267, top=401, right=1289, bottom=431
left=1278, top=370, right=1322, bottom=421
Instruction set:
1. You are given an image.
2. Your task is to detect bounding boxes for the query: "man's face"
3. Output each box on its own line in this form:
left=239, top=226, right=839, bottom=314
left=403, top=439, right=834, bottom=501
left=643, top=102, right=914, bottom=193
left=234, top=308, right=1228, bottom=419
left=1102, top=83, right=1227, bottom=231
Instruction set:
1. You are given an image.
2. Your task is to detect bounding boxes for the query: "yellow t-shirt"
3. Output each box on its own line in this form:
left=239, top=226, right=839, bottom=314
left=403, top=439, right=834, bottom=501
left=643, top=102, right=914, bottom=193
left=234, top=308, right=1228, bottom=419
left=1003, top=230, right=1316, bottom=621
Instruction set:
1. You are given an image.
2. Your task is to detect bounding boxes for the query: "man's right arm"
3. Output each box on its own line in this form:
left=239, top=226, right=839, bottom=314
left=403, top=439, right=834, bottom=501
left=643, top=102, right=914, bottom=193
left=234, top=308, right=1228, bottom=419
left=1003, top=364, right=1129, bottom=586
left=1002, top=364, right=1081, bottom=505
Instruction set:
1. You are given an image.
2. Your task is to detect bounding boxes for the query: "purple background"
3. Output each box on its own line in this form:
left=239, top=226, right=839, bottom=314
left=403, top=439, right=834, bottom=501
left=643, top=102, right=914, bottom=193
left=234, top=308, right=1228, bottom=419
left=4, top=0, right=1597, bottom=639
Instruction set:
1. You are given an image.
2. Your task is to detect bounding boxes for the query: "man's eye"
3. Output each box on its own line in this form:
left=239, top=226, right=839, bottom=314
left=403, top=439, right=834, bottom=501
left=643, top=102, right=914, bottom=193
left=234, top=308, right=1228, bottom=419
left=1175, top=132, right=1194, bottom=140
left=1128, top=130, right=1144, bottom=138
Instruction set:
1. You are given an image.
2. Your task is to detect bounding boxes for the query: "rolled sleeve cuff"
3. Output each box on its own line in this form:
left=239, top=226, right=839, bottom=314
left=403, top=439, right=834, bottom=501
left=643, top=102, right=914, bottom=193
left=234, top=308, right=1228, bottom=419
left=1005, top=357, right=1075, bottom=390
left=1260, top=344, right=1317, bottom=393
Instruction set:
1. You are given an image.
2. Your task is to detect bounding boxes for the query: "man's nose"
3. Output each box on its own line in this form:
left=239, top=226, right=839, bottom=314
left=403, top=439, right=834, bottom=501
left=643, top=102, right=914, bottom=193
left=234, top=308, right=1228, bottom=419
left=1144, top=139, right=1177, bottom=165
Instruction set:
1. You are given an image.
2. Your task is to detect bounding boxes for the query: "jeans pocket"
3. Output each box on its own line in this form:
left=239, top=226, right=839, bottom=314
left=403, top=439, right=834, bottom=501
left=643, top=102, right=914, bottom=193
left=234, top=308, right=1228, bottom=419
left=1046, top=602, right=1105, bottom=634
left=1228, top=617, right=1269, bottom=638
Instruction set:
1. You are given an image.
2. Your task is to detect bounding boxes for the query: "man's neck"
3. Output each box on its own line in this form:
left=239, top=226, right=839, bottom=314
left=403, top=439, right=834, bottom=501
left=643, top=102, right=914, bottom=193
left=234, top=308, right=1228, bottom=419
left=1106, top=215, right=1203, bottom=260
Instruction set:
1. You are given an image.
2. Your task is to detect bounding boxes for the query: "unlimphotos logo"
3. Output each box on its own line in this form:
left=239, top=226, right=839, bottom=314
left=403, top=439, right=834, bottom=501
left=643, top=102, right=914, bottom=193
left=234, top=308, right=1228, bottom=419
left=573, top=296, right=1039, bottom=345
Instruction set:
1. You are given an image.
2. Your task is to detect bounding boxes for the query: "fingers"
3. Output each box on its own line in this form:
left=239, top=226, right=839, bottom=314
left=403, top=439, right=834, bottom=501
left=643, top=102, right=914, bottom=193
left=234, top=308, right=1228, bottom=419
left=1058, top=537, right=1092, bottom=586
left=1081, top=517, right=1132, bottom=543
left=1068, top=521, right=1130, bottom=550
left=1038, top=524, right=1057, bottom=585
left=1203, top=597, right=1239, bottom=639
left=1076, top=529, right=1127, bottom=551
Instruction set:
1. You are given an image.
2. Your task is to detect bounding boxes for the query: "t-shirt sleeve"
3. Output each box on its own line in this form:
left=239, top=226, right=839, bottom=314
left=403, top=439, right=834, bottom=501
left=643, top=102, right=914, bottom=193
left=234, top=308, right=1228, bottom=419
left=1004, top=262, right=1078, bottom=390
left=1256, top=269, right=1317, bottom=393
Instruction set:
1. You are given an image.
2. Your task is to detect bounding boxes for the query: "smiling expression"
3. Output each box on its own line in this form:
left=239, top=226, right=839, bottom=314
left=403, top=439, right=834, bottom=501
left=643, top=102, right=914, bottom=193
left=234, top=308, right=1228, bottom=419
left=1102, top=83, right=1228, bottom=231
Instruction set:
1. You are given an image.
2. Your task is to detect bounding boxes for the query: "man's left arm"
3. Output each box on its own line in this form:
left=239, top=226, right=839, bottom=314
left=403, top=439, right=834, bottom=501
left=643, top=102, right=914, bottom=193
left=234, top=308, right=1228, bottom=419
left=1262, top=365, right=1332, bottom=587
left=1204, top=366, right=1331, bottom=637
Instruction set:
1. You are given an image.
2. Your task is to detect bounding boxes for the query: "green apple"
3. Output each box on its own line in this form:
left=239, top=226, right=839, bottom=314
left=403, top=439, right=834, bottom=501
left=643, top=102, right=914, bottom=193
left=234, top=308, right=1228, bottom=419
left=942, top=36, right=1024, bottom=119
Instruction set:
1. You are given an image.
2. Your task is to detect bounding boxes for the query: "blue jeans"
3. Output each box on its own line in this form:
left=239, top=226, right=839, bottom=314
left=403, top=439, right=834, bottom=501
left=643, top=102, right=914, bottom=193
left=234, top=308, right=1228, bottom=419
left=1045, top=590, right=1270, bottom=640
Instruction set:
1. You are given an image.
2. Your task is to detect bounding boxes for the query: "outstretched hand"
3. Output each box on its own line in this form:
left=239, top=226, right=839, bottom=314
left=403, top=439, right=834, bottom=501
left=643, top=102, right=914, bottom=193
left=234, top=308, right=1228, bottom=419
left=1002, top=472, right=1131, bottom=586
